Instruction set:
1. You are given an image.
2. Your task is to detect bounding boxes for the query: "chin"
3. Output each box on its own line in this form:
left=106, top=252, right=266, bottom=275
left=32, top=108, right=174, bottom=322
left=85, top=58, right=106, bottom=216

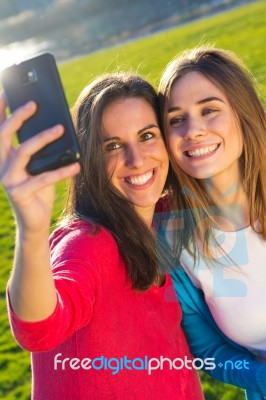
left=183, top=168, right=215, bottom=180
left=132, top=197, right=159, bottom=208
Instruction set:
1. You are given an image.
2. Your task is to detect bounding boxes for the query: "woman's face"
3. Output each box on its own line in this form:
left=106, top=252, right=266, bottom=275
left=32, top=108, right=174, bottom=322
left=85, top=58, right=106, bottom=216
left=167, top=71, right=243, bottom=184
left=102, top=97, right=169, bottom=218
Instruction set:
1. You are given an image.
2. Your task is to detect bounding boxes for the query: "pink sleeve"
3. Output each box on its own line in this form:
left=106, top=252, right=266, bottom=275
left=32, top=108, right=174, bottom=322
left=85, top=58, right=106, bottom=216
left=6, top=223, right=102, bottom=351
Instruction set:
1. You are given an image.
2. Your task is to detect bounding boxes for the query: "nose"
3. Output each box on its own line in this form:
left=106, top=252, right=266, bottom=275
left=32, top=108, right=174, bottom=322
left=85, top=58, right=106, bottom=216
left=125, top=144, right=145, bottom=168
left=184, top=117, right=207, bottom=141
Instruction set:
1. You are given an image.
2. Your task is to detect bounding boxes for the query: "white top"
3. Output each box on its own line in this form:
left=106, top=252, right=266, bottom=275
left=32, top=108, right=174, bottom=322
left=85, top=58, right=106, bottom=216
left=168, top=220, right=266, bottom=361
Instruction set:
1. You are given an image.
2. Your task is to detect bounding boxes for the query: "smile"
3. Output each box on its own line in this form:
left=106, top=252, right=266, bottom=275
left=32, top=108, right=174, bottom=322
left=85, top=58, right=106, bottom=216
left=124, top=169, right=154, bottom=186
left=185, top=144, right=220, bottom=158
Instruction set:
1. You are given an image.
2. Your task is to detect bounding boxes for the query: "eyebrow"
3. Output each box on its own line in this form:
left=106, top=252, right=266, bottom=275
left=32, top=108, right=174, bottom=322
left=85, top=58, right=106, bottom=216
left=138, top=123, right=158, bottom=134
left=103, top=124, right=158, bottom=142
left=168, top=96, right=225, bottom=113
left=103, top=136, right=120, bottom=143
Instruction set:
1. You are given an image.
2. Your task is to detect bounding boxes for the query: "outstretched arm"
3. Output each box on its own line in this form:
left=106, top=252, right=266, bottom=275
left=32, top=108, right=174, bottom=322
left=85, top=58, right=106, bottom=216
left=0, top=94, right=80, bottom=322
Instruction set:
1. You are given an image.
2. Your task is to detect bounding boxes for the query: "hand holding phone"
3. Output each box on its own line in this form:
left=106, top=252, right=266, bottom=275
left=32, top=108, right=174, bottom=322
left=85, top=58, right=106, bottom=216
left=0, top=94, right=80, bottom=233
left=0, top=53, right=81, bottom=175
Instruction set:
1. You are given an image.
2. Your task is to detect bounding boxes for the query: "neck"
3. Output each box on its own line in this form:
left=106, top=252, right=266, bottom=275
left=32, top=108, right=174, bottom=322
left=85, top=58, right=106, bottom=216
left=200, top=166, right=250, bottom=230
left=135, top=205, right=155, bottom=228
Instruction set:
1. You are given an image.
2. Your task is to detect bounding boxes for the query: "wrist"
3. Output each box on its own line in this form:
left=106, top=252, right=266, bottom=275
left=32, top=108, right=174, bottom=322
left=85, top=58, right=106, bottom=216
left=16, top=225, right=50, bottom=244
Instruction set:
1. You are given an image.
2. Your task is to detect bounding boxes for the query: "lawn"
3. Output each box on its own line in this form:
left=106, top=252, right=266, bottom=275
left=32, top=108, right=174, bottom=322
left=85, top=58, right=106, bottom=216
left=0, top=1, right=265, bottom=398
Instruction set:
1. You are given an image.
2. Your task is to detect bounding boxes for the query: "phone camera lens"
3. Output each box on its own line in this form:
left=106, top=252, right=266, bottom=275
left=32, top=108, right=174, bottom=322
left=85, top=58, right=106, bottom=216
left=22, top=69, right=38, bottom=85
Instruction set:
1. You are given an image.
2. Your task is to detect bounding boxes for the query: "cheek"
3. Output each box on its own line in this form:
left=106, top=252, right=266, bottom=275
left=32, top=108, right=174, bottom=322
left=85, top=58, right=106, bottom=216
left=236, top=129, right=244, bottom=155
left=168, top=133, right=181, bottom=160
left=236, top=134, right=244, bottom=158
left=105, top=156, right=119, bottom=182
left=156, top=143, right=170, bottom=172
left=158, top=141, right=169, bottom=160
left=227, top=119, right=244, bottom=156
left=147, top=139, right=169, bottom=161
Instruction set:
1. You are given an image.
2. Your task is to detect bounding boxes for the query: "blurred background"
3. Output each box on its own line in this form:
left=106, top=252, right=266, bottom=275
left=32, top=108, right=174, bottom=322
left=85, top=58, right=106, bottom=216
left=0, top=1, right=265, bottom=399
left=0, top=0, right=258, bottom=70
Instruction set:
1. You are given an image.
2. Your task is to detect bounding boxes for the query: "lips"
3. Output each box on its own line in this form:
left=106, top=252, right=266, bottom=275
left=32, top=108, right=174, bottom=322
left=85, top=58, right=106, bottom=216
left=184, top=144, right=220, bottom=158
left=124, top=169, right=155, bottom=186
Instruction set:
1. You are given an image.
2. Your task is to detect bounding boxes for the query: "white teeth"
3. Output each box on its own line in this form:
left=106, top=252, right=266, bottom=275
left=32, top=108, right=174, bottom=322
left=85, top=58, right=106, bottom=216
left=187, top=144, right=218, bottom=157
left=125, top=170, right=153, bottom=185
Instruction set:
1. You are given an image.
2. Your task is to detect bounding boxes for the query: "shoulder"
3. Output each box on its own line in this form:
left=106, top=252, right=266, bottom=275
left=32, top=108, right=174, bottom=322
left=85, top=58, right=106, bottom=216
left=50, top=219, right=115, bottom=246
left=171, top=266, right=206, bottom=312
left=49, top=219, right=119, bottom=264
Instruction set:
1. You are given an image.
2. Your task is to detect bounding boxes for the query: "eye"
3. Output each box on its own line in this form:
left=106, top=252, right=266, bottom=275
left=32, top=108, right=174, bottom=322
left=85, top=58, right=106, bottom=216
left=140, top=132, right=154, bottom=141
left=202, top=107, right=217, bottom=116
left=105, top=142, right=122, bottom=152
left=169, top=115, right=185, bottom=126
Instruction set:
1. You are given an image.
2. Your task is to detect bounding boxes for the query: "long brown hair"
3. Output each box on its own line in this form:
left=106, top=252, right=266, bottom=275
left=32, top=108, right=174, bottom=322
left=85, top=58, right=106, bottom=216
left=62, top=72, right=166, bottom=290
left=159, top=47, right=266, bottom=260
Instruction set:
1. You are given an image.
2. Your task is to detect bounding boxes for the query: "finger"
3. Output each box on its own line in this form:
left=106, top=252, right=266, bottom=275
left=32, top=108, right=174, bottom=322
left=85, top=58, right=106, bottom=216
left=0, top=101, right=37, bottom=146
left=0, top=102, right=38, bottom=169
left=12, top=125, right=65, bottom=171
left=7, top=162, right=80, bottom=202
left=0, top=92, right=7, bottom=122
left=32, top=162, right=80, bottom=190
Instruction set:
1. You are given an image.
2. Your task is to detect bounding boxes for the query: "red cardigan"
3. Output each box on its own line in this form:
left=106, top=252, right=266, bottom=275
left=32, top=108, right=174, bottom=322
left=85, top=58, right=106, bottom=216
left=8, top=220, right=204, bottom=400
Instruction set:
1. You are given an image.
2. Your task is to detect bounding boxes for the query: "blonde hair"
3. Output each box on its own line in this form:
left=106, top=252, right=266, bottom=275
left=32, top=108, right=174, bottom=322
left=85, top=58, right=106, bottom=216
left=159, top=47, right=266, bottom=260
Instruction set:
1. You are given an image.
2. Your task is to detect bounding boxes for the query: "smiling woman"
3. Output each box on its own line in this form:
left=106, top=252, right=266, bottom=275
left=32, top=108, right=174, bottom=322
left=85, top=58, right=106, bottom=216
left=1, top=71, right=204, bottom=399
left=158, top=46, right=266, bottom=400
left=103, top=97, right=169, bottom=225
left=167, top=71, right=243, bottom=182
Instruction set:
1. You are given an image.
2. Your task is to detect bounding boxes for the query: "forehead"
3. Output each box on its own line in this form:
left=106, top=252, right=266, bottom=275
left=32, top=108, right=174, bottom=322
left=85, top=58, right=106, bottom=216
left=169, top=71, right=227, bottom=104
left=102, top=97, right=157, bottom=137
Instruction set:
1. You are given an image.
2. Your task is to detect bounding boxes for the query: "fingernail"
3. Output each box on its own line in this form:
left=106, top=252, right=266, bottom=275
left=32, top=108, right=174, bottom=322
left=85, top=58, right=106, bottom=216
left=25, top=101, right=34, bottom=109
left=68, top=162, right=80, bottom=172
left=51, top=125, right=64, bottom=133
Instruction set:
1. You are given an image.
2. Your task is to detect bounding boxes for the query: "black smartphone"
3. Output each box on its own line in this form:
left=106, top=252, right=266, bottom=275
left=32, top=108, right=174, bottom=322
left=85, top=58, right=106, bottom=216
left=0, top=53, right=81, bottom=175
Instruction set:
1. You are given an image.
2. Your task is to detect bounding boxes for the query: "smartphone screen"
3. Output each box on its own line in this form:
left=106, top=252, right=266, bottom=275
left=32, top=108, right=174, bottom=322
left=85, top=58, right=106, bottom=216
left=1, top=53, right=81, bottom=175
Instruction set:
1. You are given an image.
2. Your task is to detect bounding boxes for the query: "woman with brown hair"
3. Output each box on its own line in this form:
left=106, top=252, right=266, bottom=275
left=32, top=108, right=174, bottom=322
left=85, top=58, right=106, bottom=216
left=1, top=72, right=203, bottom=399
left=158, top=47, right=266, bottom=399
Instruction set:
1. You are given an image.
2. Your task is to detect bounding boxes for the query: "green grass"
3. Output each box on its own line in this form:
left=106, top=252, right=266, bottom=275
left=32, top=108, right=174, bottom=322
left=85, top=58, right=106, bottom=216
left=1, top=1, right=265, bottom=398
left=58, top=0, right=266, bottom=108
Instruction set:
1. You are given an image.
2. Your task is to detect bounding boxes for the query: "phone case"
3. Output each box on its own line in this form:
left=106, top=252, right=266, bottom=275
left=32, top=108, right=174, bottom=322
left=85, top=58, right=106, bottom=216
left=1, top=53, right=80, bottom=175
